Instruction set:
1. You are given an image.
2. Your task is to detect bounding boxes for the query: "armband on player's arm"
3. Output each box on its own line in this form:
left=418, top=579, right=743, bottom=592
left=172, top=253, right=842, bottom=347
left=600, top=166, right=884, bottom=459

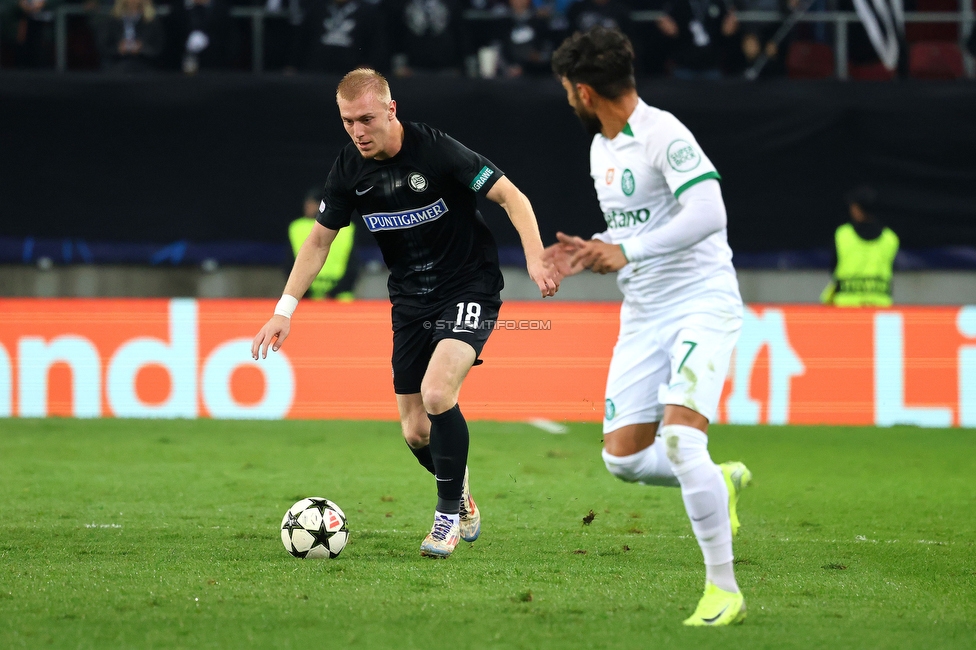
left=618, top=180, right=726, bottom=263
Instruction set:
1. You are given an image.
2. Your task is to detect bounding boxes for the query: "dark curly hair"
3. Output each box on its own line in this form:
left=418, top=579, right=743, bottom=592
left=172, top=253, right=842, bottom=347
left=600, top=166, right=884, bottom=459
left=551, top=27, right=636, bottom=100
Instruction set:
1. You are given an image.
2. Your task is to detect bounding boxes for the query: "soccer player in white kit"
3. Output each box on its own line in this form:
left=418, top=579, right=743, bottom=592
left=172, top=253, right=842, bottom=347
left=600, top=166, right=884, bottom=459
left=547, top=27, right=753, bottom=626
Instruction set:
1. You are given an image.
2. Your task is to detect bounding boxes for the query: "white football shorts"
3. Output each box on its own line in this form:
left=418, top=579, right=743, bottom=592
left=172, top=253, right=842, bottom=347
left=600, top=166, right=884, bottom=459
left=603, top=297, right=742, bottom=433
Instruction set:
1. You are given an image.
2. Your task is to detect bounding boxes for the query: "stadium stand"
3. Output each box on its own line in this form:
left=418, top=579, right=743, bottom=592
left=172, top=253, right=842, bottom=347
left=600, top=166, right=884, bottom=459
left=909, top=41, right=966, bottom=78
left=785, top=40, right=834, bottom=78
left=3, top=1, right=974, bottom=79
left=848, top=61, right=895, bottom=80
left=905, top=0, right=959, bottom=42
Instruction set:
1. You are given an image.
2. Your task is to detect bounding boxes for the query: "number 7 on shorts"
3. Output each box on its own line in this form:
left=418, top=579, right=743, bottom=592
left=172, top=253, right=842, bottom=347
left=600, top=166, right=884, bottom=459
left=677, top=340, right=697, bottom=373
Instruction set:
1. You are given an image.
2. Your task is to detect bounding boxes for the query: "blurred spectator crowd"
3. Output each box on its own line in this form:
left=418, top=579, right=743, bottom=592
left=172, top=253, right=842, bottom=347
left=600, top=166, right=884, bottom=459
left=1, top=0, right=972, bottom=77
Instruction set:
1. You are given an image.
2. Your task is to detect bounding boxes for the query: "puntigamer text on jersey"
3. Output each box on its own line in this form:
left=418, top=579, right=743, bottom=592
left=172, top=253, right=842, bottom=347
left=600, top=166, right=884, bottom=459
left=362, top=199, right=449, bottom=232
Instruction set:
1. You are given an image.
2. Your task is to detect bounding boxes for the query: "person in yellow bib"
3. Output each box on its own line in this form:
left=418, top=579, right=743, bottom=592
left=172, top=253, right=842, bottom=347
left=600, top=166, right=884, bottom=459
left=821, top=186, right=899, bottom=307
left=289, top=188, right=360, bottom=301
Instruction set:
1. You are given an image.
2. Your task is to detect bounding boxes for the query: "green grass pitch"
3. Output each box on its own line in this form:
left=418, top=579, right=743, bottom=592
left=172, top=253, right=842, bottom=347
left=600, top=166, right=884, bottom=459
left=0, top=418, right=973, bottom=649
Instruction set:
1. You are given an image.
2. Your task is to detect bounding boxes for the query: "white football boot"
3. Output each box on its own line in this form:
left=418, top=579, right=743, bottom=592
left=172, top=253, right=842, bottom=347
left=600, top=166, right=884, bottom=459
left=420, top=514, right=460, bottom=559
left=459, top=467, right=481, bottom=542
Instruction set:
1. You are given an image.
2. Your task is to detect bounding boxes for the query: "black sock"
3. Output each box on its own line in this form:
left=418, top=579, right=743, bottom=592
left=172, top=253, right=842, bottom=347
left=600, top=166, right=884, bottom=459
left=407, top=443, right=436, bottom=476
left=427, top=404, right=468, bottom=515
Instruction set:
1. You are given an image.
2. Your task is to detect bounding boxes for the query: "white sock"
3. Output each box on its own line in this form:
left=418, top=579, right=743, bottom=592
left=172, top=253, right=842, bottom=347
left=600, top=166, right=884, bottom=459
left=601, top=437, right=679, bottom=487
left=660, top=424, right=738, bottom=594
left=706, top=561, right=737, bottom=593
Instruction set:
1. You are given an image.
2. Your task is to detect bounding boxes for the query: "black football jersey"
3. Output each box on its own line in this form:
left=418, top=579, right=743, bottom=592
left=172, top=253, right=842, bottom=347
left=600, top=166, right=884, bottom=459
left=317, top=122, right=505, bottom=305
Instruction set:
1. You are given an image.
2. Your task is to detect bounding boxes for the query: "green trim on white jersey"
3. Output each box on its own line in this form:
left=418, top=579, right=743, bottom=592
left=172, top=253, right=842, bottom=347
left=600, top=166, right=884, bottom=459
left=619, top=242, right=631, bottom=262
left=674, top=171, right=722, bottom=199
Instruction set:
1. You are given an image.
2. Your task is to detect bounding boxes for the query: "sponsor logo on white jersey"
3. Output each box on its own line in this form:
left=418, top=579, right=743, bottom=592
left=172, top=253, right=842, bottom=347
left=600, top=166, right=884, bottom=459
left=667, top=139, right=701, bottom=172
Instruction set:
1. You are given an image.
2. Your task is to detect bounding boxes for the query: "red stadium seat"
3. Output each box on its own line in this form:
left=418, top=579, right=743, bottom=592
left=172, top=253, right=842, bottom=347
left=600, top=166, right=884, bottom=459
left=909, top=41, right=965, bottom=79
left=786, top=41, right=835, bottom=79
left=67, top=16, right=100, bottom=71
left=849, top=62, right=896, bottom=81
left=905, top=0, right=958, bottom=42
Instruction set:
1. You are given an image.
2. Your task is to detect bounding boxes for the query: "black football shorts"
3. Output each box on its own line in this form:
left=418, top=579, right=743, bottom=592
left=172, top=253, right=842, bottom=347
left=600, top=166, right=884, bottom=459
left=391, top=291, right=502, bottom=395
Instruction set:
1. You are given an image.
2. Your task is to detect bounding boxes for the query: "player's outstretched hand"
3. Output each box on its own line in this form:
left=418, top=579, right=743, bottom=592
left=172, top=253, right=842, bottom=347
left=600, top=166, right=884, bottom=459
left=527, top=251, right=560, bottom=298
left=544, top=233, right=588, bottom=278
left=555, top=231, right=588, bottom=252
left=570, top=239, right=629, bottom=275
left=251, top=315, right=291, bottom=360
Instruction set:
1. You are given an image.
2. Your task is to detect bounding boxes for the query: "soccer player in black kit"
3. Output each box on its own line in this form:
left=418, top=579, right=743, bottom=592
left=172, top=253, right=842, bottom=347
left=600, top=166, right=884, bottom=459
left=252, top=68, right=559, bottom=558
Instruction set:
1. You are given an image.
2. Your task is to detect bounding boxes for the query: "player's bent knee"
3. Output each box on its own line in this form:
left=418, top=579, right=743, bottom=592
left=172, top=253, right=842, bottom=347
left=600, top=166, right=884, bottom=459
left=420, top=384, right=456, bottom=416
left=402, top=427, right=429, bottom=448
left=602, top=448, right=643, bottom=483
left=400, top=414, right=430, bottom=448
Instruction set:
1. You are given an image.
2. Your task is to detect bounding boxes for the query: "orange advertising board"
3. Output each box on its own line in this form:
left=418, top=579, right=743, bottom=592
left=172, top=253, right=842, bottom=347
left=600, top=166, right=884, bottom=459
left=1, top=299, right=974, bottom=427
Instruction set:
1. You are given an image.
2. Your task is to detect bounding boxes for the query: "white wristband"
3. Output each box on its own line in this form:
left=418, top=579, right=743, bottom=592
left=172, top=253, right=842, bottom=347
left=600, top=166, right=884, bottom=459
left=274, top=294, right=299, bottom=318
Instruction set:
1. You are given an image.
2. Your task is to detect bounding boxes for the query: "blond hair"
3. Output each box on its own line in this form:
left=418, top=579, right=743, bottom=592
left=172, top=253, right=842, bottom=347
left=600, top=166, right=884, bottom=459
left=113, top=0, right=156, bottom=21
left=336, top=68, right=392, bottom=104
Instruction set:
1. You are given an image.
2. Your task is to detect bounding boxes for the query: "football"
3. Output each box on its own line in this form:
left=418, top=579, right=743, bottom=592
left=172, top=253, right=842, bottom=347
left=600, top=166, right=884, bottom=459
left=280, top=497, right=349, bottom=559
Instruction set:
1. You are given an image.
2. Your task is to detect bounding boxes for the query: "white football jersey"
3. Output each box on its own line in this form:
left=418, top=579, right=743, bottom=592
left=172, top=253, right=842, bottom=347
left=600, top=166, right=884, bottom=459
left=590, top=99, right=740, bottom=308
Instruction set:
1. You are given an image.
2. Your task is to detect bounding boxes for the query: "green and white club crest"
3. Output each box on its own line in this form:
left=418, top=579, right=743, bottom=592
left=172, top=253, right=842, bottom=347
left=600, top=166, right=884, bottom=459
left=621, top=169, right=635, bottom=196
left=605, top=399, right=616, bottom=420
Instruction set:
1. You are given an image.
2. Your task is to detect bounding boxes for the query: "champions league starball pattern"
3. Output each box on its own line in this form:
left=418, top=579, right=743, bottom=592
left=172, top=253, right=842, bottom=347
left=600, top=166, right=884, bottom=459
left=280, top=498, right=349, bottom=559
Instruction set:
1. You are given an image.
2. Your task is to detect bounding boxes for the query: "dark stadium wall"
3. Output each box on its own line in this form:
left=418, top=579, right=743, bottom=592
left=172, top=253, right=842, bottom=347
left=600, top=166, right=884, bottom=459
left=1, top=74, right=975, bottom=254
